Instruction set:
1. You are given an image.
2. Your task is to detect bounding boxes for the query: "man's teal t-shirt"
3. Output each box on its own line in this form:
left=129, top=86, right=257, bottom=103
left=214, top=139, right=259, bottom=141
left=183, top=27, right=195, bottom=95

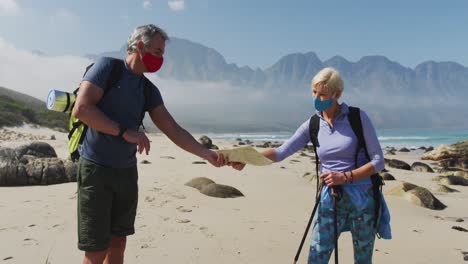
left=79, top=57, right=164, bottom=168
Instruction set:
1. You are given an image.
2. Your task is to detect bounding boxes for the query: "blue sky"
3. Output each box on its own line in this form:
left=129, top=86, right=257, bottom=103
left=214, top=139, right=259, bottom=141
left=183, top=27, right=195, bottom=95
left=1, top=0, right=468, bottom=69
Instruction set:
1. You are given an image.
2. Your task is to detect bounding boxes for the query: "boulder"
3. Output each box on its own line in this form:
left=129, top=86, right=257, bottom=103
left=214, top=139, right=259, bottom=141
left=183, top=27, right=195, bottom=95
left=200, top=183, right=244, bottom=198
left=422, top=140, right=468, bottom=161
left=185, top=177, right=244, bottom=198
left=433, top=176, right=468, bottom=186
left=185, top=177, right=215, bottom=191
left=15, top=141, right=57, bottom=159
left=399, top=147, right=410, bottom=152
left=439, top=158, right=468, bottom=170
left=454, top=170, right=468, bottom=178
left=198, top=135, right=218, bottom=150
left=424, top=146, right=434, bottom=152
left=0, top=143, right=76, bottom=186
left=1, top=157, right=76, bottom=186
left=387, top=182, right=446, bottom=210
left=411, top=162, right=434, bottom=173
left=432, top=184, right=459, bottom=193
left=385, top=158, right=411, bottom=170
left=381, top=172, right=396, bottom=181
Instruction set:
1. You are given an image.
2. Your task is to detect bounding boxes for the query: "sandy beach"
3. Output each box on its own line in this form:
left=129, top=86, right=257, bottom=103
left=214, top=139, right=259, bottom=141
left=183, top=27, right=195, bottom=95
left=0, top=126, right=467, bottom=264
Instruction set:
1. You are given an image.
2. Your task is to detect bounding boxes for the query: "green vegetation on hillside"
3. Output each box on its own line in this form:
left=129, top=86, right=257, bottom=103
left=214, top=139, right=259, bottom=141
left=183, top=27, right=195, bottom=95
left=0, top=95, right=68, bottom=131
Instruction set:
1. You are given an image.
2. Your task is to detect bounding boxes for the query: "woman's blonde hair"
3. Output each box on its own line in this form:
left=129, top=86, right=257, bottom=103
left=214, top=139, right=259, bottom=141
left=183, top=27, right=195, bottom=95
left=311, top=67, right=344, bottom=94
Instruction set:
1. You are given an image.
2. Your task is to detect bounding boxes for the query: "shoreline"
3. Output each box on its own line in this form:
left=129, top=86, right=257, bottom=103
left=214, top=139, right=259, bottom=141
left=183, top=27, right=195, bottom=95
left=2, top=124, right=466, bottom=150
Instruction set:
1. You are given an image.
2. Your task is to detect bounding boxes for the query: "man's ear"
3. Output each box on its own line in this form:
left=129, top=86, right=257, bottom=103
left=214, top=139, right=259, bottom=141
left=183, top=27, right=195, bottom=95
left=137, top=40, right=145, bottom=53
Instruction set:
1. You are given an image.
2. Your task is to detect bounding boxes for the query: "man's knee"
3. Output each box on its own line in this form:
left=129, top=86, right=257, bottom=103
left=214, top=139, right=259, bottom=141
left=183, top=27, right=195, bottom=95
left=84, top=250, right=107, bottom=263
left=110, top=236, right=127, bottom=251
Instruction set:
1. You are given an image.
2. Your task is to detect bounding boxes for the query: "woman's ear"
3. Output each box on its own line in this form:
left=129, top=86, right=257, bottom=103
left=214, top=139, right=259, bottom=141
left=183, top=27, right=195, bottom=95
left=334, top=90, right=342, bottom=100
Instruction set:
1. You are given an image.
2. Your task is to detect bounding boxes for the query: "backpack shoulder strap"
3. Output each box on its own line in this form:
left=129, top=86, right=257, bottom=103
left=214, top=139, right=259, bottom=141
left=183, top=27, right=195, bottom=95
left=74, top=58, right=124, bottom=96
left=348, top=106, right=383, bottom=230
left=347, top=106, right=371, bottom=161
left=138, top=76, right=153, bottom=131
left=142, top=76, right=152, bottom=108
left=309, top=114, right=320, bottom=149
left=103, top=58, right=124, bottom=95
left=308, top=114, right=321, bottom=200
left=73, top=63, right=95, bottom=95
left=83, top=63, right=95, bottom=77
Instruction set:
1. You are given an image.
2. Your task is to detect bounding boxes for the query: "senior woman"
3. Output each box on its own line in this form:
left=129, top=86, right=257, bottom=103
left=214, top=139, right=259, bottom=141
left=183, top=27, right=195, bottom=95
left=230, top=67, right=391, bottom=264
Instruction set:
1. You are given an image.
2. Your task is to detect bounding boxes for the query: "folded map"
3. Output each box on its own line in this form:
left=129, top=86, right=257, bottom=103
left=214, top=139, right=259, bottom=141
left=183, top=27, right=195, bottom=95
left=217, top=146, right=273, bottom=166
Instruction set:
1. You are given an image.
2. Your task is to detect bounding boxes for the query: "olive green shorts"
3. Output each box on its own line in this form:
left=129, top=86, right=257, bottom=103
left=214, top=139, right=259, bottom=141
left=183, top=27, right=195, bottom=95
left=77, top=158, right=138, bottom=252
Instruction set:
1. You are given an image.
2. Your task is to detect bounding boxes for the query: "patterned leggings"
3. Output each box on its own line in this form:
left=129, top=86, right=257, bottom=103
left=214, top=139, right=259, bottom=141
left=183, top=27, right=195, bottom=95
left=308, top=189, right=376, bottom=264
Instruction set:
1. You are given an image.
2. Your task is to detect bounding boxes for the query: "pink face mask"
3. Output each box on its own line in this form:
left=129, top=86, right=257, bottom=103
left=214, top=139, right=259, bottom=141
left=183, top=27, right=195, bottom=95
left=142, top=52, right=164, bottom=73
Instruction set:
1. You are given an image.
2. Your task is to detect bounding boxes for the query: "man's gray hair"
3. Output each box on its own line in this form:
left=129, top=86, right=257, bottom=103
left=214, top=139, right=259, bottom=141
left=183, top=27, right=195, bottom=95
left=127, top=24, right=169, bottom=53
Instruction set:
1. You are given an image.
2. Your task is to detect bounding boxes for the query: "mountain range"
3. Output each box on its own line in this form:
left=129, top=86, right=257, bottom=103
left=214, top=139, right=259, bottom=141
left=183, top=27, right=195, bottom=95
left=85, top=37, right=467, bottom=131
left=89, top=37, right=468, bottom=97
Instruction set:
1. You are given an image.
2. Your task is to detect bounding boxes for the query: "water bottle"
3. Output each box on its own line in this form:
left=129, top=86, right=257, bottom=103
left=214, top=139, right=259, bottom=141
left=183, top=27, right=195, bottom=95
left=46, top=89, right=76, bottom=113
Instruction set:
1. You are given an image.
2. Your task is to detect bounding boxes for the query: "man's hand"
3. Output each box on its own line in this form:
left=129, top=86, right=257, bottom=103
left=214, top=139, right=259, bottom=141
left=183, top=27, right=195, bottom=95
left=319, top=171, right=347, bottom=186
left=228, top=162, right=246, bottom=171
left=203, top=150, right=228, bottom=167
left=122, top=130, right=151, bottom=155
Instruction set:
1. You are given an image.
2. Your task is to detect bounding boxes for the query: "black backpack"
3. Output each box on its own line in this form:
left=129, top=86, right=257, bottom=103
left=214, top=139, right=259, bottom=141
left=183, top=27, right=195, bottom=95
left=308, top=106, right=384, bottom=229
left=68, top=58, right=152, bottom=161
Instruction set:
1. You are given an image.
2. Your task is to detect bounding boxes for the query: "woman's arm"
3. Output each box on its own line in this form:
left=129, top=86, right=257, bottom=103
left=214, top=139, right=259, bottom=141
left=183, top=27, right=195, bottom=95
left=273, top=120, right=311, bottom=162
left=230, top=119, right=311, bottom=170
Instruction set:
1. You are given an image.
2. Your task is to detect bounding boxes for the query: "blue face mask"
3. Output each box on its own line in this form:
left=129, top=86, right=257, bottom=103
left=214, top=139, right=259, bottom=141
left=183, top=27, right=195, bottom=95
left=313, top=96, right=334, bottom=111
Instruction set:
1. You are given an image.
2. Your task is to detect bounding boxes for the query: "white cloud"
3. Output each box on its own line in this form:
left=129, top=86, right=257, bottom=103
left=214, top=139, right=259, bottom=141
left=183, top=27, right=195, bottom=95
left=0, top=37, right=91, bottom=101
left=0, top=0, right=20, bottom=16
left=143, top=0, right=151, bottom=9
left=168, top=0, right=185, bottom=11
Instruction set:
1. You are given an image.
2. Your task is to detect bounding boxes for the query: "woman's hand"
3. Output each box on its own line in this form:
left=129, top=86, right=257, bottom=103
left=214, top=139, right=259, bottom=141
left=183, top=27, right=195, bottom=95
left=320, top=171, right=347, bottom=186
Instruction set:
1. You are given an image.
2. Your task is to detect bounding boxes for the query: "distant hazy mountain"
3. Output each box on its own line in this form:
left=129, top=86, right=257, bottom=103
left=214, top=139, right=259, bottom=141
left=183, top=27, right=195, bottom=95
left=87, top=38, right=267, bottom=87
left=89, top=37, right=468, bottom=97
left=85, top=37, right=467, bottom=131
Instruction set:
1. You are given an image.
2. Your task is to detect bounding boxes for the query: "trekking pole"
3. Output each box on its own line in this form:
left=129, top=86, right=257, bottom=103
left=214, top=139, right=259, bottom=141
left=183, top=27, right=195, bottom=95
left=293, top=181, right=324, bottom=264
left=331, top=187, right=340, bottom=264
left=293, top=197, right=320, bottom=264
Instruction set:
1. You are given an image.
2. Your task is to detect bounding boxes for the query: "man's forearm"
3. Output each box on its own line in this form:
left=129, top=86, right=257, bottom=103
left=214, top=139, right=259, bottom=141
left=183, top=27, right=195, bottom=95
left=74, top=104, right=120, bottom=136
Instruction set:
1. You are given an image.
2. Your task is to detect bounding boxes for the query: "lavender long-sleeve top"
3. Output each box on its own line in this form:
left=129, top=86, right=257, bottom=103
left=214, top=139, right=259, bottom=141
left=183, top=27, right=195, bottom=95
left=274, top=103, right=391, bottom=239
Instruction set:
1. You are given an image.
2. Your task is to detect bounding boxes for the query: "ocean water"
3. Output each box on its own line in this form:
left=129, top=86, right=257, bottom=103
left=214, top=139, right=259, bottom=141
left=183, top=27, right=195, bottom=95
left=207, top=128, right=468, bottom=149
